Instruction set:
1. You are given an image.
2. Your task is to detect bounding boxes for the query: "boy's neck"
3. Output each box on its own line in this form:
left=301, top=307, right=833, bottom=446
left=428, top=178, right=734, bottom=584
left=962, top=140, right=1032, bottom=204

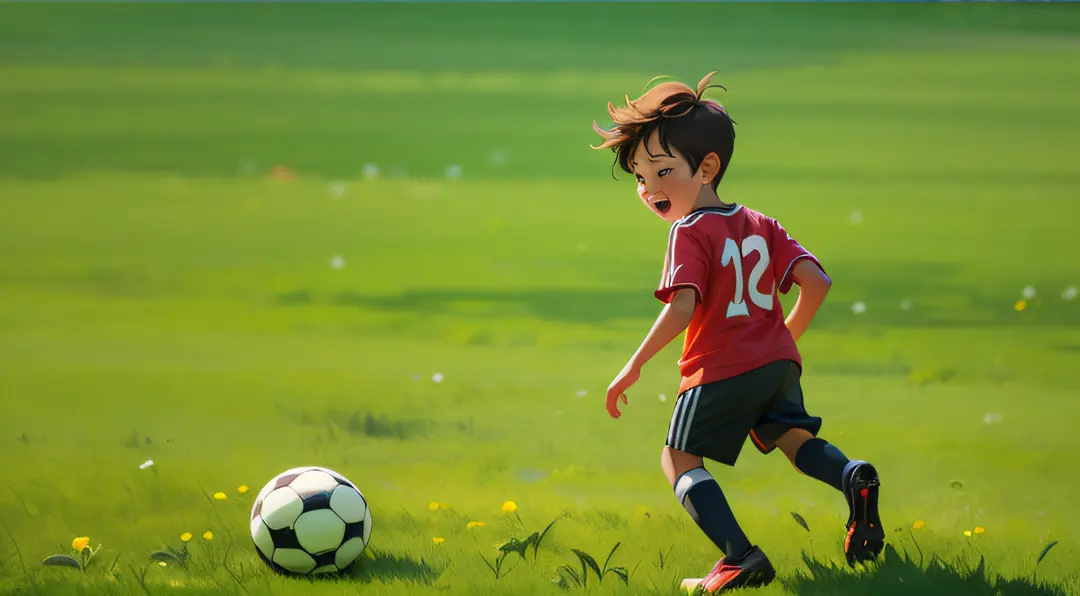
left=692, top=190, right=734, bottom=212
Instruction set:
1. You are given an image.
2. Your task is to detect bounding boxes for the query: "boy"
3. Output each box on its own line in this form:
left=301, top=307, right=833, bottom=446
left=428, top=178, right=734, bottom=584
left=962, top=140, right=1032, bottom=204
left=591, top=72, right=884, bottom=593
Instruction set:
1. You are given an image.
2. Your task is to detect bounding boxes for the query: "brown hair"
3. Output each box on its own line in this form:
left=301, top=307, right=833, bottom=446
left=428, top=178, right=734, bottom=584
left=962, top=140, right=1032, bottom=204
left=591, top=72, right=736, bottom=190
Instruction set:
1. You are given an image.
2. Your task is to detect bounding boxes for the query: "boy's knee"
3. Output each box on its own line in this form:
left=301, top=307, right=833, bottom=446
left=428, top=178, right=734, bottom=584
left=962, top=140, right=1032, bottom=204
left=775, top=428, right=815, bottom=464
left=662, top=446, right=704, bottom=486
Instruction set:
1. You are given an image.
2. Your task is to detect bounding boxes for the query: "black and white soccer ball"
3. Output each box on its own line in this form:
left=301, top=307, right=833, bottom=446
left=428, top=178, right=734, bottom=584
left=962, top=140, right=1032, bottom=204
left=249, top=466, right=373, bottom=576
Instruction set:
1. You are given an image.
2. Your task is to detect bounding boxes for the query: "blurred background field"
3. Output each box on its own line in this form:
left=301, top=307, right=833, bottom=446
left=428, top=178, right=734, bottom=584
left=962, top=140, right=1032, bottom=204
left=1, top=3, right=1079, bottom=595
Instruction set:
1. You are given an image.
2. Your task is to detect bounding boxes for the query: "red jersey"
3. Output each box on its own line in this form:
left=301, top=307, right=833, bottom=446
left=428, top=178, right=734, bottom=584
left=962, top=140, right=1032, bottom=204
left=654, top=204, right=823, bottom=395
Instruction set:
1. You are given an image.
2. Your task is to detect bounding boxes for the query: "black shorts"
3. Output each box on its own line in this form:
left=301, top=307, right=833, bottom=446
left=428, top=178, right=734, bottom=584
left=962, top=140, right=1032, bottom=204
left=665, top=359, right=822, bottom=466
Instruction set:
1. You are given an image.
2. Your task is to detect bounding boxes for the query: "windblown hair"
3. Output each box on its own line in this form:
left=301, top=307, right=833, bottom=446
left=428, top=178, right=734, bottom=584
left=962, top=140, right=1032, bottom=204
left=591, top=72, right=736, bottom=190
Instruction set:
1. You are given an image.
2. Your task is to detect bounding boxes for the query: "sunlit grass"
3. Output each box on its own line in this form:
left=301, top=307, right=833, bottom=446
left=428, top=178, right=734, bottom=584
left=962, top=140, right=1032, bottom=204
left=2, top=2, right=1080, bottom=594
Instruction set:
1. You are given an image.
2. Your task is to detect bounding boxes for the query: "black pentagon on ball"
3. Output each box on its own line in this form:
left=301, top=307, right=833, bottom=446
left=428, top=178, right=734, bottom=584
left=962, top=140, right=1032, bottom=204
left=343, top=521, right=366, bottom=542
left=301, top=491, right=332, bottom=513
left=267, top=526, right=303, bottom=551
left=313, top=550, right=337, bottom=569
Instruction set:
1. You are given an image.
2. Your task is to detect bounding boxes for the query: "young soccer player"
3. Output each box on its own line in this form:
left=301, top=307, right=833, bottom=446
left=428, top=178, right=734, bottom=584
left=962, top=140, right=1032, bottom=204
left=591, top=72, right=884, bottom=593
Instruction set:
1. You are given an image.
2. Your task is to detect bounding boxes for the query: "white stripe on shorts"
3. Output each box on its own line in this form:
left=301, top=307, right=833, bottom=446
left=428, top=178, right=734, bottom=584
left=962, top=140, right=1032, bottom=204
left=678, top=389, right=701, bottom=451
left=668, top=386, right=701, bottom=451
left=667, top=392, right=687, bottom=445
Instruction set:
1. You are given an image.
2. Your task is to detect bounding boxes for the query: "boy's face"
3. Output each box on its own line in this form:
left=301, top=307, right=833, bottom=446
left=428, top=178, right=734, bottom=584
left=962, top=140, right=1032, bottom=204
left=630, top=134, right=702, bottom=223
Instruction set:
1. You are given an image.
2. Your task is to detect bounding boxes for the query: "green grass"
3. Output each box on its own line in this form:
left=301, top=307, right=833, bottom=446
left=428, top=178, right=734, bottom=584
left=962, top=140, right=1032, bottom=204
left=1, top=3, right=1079, bottom=595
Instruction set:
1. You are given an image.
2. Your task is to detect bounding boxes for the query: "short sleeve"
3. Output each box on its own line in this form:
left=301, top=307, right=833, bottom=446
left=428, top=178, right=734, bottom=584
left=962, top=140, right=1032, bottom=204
left=655, top=223, right=710, bottom=303
left=770, top=219, right=823, bottom=295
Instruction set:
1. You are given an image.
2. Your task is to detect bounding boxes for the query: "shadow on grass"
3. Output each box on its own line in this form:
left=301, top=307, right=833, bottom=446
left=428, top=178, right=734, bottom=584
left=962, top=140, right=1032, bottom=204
left=328, top=288, right=653, bottom=326
left=275, top=277, right=1080, bottom=330
left=343, top=549, right=442, bottom=586
left=786, top=545, right=1068, bottom=596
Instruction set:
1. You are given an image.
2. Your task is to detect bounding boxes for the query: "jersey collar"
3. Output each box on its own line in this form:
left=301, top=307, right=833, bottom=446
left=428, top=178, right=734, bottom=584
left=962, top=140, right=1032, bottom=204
left=679, top=203, right=742, bottom=223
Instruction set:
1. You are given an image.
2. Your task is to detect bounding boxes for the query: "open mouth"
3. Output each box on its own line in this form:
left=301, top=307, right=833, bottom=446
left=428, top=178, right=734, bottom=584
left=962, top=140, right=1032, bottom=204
left=653, top=199, right=671, bottom=214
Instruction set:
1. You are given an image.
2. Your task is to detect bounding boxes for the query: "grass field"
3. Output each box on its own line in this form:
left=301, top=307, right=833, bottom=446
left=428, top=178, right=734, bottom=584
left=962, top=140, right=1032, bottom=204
left=2, top=3, right=1080, bottom=595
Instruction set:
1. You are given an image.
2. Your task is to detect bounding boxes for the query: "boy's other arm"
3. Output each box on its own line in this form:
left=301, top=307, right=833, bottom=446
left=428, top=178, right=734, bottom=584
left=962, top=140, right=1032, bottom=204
left=784, top=259, right=831, bottom=342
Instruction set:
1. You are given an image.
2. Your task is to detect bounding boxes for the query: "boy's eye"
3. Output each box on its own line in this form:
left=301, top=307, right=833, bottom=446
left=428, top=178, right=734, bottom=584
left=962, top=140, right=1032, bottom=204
left=658, top=168, right=672, bottom=177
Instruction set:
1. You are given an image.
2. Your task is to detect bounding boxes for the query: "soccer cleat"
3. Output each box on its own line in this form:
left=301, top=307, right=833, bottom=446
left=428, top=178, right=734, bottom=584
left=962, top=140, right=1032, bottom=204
left=697, top=545, right=776, bottom=593
left=843, top=462, right=884, bottom=566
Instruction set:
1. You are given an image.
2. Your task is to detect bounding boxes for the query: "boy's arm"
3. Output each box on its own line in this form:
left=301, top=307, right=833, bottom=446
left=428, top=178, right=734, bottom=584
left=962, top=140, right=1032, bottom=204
left=629, top=287, right=697, bottom=370
left=606, top=287, right=696, bottom=419
left=785, top=259, right=831, bottom=342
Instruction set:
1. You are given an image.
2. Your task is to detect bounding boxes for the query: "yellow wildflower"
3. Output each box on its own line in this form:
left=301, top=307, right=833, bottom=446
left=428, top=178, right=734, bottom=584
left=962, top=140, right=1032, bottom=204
left=428, top=501, right=440, bottom=511
left=202, top=531, right=214, bottom=541
left=158, top=561, right=168, bottom=567
left=180, top=532, right=192, bottom=543
left=913, top=520, right=925, bottom=530
left=237, top=485, right=249, bottom=494
left=964, top=530, right=972, bottom=537
left=72, top=536, right=90, bottom=552
left=213, top=492, right=227, bottom=500
left=501, top=500, right=517, bottom=514
left=466, top=521, right=485, bottom=529
left=974, top=526, right=985, bottom=535
left=1015, top=300, right=1027, bottom=311
left=432, top=537, right=445, bottom=545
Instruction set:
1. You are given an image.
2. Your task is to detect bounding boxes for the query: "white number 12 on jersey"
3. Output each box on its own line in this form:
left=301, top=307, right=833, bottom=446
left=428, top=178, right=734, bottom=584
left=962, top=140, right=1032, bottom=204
left=719, top=234, right=774, bottom=318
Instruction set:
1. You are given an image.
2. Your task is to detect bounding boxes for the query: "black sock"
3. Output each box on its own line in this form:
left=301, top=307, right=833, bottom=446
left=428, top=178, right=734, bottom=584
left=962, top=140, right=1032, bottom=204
left=794, top=437, right=852, bottom=492
left=675, top=467, right=752, bottom=559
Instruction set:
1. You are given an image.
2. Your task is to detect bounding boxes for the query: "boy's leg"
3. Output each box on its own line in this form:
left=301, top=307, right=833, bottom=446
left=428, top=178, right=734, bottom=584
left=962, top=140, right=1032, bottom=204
left=664, top=372, right=786, bottom=592
left=662, top=446, right=751, bottom=559
left=776, top=430, right=884, bottom=564
left=750, top=361, right=884, bottom=566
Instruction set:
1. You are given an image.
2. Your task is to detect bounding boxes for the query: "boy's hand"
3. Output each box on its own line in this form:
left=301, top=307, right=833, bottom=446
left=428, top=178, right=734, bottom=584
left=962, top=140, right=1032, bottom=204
left=606, top=362, right=640, bottom=419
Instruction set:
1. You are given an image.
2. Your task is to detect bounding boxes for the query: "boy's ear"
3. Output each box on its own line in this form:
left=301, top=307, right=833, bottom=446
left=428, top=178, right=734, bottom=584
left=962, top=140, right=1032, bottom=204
left=698, top=152, right=722, bottom=185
